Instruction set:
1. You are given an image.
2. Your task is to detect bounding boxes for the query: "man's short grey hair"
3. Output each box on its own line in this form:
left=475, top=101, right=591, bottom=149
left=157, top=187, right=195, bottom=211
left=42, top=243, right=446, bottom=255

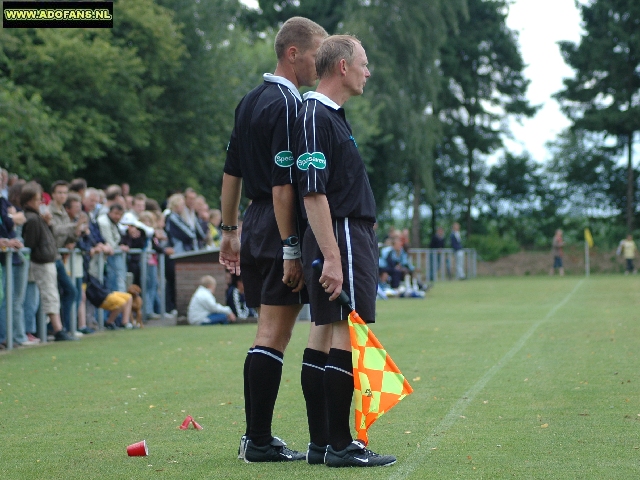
left=274, top=16, right=328, bottom=60
left=315, top=35, right=360, bottom=79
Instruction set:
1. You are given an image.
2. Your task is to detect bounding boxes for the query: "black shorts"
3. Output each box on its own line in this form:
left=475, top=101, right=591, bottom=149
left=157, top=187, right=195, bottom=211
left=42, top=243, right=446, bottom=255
left=240, top=200, right=308, bottom=308
left=303, top=218, right=377, bottom=325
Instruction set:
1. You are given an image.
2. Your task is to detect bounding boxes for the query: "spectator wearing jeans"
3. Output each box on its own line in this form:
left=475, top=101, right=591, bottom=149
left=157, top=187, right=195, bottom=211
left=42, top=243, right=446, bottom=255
left=0, top=190, right=31, bottom=346
left=98, top=203, right=129, bottom=293
left=187, top=275, right=236, bottom=325
left=48, top=180, right=81, bottom=332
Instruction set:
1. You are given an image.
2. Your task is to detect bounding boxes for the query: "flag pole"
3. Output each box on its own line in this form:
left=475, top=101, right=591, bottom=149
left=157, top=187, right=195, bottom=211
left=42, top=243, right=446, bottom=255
left=585, top=240, right=590, bottom=277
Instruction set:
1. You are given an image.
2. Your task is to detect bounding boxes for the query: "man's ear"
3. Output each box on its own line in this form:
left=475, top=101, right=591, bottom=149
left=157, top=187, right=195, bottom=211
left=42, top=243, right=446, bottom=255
left=339, top=58, right=348, bottom=76
left=286, top=45, right=298, bottom=63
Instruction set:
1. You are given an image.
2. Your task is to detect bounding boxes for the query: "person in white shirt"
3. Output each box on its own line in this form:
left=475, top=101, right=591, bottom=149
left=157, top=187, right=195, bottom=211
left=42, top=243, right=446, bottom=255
left=187, top=275, right=236, bottom=325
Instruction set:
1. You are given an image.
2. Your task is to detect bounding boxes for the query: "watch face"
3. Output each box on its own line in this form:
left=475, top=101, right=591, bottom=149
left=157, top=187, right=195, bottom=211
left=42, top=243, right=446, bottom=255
left=283, top=235, right=299, bottom=246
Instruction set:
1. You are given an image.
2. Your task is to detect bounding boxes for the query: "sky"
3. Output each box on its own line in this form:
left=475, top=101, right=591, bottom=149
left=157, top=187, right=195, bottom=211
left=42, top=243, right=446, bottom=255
left=240, top=0, right=584, bottom=164
left=504, top=0, right=583, bottom=163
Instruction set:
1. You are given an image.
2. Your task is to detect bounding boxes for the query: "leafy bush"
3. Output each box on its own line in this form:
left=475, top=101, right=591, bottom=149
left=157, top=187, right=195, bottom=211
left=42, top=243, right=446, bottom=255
left=467, top=234, right=520, bottom=261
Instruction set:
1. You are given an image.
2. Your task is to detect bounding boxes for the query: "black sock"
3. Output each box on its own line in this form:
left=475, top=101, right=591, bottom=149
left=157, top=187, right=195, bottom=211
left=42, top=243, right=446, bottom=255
left=301, top=348, right=329, bottom=446
left=325, top=348, right=354, bottom=451
left=248, top=345, right=283, bottom=446
left=243, top=348, right=253, bottom=437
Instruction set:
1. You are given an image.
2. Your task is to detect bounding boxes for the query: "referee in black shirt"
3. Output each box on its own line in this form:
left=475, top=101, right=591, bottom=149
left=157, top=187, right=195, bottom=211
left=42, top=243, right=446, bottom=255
left=293, top=35, right=396, bottom=467
left=220, top=17, right=328, bottom=463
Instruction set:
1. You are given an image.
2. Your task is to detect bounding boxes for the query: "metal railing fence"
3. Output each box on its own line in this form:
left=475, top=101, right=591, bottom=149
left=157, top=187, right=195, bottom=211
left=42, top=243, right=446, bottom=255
left=406, top=248, right=477, bottom=282
left=3, top=247, right=166, bottom=351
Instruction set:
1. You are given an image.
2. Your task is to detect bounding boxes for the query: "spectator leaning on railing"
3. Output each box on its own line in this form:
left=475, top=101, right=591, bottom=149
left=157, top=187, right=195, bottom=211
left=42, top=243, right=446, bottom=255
left=21, top=181, right=75, bottom=342
left=98, top=203, right=129, bottom=293
left=0, top=190, right=31, bottom=347
left=49, top=180, right=80, bottom=334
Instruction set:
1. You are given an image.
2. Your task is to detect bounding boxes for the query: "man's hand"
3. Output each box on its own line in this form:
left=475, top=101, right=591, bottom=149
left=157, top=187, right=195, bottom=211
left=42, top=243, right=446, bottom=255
left=11, top=211, right=26, bottom=226
left=119, top=244, right=130, bottom=253
left=41, top=210, right=53, bottom=225
left=282, top=258, right=305, bottom=292
left=219, top=232, right=241, bottom=275
left=319, top=257, right=343, bottom=302
left=8, top=238, right=23, bottom=250
left=228, top=312, right=237, bottom=323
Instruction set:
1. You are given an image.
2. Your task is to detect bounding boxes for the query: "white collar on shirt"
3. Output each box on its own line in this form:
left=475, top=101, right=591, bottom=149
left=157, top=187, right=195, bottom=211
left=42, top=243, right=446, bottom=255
left=303, top=91, right=341, bottom=110
left=263, top=74, right=302, bottom=102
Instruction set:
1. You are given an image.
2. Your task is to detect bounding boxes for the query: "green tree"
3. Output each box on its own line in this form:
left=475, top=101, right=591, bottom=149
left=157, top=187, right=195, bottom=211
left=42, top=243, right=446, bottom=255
left=437, top=0, right=536, bottom=236
left=0, top=78, right=67, bottom=180
left=547, top=129, right=629, bottom=217
left=240, top=0, right=349, bottom=33
left=555, top=0, right=640, bottom=233
left=348, top=0, right=468, bottom=246
left=0, top=0, right=186, bottom=191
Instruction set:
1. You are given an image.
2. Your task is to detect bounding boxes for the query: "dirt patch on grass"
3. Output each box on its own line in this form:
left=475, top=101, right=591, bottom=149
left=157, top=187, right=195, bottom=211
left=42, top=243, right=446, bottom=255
left=477, top=247, right=626, bottom=276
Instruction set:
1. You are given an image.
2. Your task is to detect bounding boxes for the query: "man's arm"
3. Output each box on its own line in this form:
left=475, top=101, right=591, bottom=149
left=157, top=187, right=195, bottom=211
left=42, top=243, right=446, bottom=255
left=219, top=173, right=242, bottom=275
left=273, top=184, right=304, bottom=292
left=304, top=192, right=342, bottom=301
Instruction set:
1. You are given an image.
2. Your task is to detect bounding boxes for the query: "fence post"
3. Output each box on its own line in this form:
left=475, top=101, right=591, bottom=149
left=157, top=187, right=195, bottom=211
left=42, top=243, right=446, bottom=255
left=5, top=250, right=13, bottom=350
left=97, top=252, right=105, bottom=329
left=140, top=248, right=148, bottom=320
left=159, top=253, right=166, bottom=319
left=69, top=250, right=77, bottom=336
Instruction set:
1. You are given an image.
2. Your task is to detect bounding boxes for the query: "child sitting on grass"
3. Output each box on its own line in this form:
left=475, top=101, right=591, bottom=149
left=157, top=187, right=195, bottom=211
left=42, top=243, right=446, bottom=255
left=187, top=275, right=236, bottom=325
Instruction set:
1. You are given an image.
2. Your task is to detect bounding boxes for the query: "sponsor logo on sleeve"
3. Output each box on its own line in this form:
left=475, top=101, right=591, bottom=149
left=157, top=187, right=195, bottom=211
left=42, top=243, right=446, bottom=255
left=274, top=150, right=295, bottom=168
left=296, top=152, right=326, bottom=171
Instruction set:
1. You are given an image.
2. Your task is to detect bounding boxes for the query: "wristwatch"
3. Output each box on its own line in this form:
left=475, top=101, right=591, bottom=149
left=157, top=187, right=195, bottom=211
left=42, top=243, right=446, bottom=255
left=281, top=235, right=299, bottom=247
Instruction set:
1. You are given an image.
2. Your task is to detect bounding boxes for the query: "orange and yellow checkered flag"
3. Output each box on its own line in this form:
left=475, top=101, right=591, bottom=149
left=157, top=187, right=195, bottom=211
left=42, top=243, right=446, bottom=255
left=348, top=310, right=413, bottom=445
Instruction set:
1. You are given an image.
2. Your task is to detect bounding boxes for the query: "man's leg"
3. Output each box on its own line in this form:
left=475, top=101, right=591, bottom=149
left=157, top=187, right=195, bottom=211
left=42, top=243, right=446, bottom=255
left=121, top=296, right=132, bottom=325
left=55, top=259, right=78, bottom=332
left=324, top=320, right=396, bottom=468
left=247, top=304, right=300, bottom=446
left=456, top=250, right=465, bottom=279
left=202, top=313, right=229, bottom=325
left=324, top=321, right=353, bottom=451
left=302, top=322, right=332, bottom=456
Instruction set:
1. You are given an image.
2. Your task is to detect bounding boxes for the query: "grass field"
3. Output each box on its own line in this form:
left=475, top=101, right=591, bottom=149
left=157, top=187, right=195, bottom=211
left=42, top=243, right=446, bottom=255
left=2, top=275, right=640, bottom=479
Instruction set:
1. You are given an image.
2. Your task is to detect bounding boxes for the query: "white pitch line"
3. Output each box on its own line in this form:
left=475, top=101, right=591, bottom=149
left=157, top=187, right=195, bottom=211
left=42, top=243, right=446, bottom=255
left=389, top=279, right=584, bottom=480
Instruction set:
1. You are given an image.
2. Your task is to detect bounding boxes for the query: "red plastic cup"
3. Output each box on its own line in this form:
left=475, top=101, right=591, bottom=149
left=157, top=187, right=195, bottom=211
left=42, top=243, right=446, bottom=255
left=179, top=415, right=193, bottom=430
left=127, top=440, right=148, bottom=457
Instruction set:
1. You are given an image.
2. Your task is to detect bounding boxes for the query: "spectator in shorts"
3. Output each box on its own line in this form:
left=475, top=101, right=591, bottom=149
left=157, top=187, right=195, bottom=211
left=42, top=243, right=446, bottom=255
left=617, top=234, right=637, bottom=275
left=21, top=182, right=75, bottom=341
left=102, top=290, right=134, bottom=329
left=187, top=275, right=236, bottom=325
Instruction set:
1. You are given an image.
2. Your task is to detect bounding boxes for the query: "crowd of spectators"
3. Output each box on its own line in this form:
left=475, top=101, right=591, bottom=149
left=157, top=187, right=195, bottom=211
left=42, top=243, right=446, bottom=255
left=0, top=169, right=224, bottom=349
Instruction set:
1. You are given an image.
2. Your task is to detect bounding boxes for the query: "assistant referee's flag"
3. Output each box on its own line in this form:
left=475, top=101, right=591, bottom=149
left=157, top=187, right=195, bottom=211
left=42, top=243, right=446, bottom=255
left=348, top=310, right=413, bottom=445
